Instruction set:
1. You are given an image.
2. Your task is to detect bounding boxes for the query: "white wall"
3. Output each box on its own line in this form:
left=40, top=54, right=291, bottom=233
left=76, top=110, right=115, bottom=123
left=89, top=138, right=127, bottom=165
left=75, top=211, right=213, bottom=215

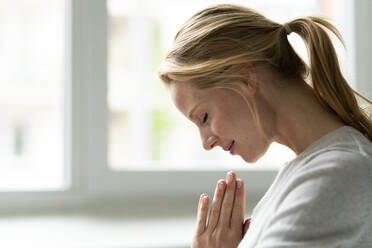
left=354, top=0, right=372, bottom=100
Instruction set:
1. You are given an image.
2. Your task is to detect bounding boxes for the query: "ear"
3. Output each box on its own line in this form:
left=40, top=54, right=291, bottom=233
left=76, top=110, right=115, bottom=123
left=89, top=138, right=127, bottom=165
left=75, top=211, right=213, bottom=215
left=239, top=63, right=258, bottom=95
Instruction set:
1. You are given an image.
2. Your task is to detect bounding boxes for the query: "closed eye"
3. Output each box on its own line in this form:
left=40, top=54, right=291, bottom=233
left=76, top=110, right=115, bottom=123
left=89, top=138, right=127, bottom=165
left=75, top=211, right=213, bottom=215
left=202, top=113, right=208, bottom=124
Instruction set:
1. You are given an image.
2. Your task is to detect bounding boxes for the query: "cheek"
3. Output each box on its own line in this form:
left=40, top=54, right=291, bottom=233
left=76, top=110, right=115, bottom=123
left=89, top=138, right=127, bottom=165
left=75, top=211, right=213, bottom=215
left=210, top=116, right=228, bottom=136
left=210, top=109, right=243, bottom=137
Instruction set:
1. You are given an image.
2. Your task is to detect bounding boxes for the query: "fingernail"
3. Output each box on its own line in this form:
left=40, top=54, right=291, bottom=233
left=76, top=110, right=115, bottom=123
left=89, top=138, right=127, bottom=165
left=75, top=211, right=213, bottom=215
left=218, top=180, right=225, bottom=190
left=203, top=196, right=208, bottom=204
left=237, top=179, right=242, bottom=188
left=227, top=171, right=235, bottom=182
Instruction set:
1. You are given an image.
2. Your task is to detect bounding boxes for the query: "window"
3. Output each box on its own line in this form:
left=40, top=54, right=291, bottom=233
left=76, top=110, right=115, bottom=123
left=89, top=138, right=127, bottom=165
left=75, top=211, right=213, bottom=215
left=1, top=0, right=370, bottom=211
left=107, top=0, right=350, bottom=171
left=0, top=0, right=65, bottom=191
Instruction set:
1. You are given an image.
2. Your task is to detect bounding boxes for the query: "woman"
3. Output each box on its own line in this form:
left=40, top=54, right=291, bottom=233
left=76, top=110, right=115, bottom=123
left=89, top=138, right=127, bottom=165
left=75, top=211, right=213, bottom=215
left=158, top=4, right=372, bottom=248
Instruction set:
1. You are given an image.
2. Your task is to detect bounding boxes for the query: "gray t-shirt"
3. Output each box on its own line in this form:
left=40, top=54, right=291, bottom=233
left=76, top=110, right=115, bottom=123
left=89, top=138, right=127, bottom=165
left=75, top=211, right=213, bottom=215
left=238, top=125, right=372, bottom=247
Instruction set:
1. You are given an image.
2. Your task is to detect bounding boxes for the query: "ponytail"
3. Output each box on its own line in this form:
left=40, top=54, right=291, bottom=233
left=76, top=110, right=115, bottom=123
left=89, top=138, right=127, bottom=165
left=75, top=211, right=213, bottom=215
left=286, top=17, right=372, bottom=141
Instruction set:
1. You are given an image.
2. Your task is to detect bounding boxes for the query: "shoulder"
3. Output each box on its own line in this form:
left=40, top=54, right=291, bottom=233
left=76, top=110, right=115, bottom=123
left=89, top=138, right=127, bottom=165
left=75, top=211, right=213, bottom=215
left=294, top=149, right=372, bottom=190
left=256, top=129, right=372, bottom=246
left=282, top=149, right=372, bottom=213
left=285, top=125, right=372, bottom=179
left=261, top=150, right=372, bottom=246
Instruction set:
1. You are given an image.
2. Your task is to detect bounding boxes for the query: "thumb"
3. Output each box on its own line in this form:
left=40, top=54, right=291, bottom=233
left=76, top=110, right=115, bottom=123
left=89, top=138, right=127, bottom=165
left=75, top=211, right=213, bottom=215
left=243, top=217, right=251, bottom=235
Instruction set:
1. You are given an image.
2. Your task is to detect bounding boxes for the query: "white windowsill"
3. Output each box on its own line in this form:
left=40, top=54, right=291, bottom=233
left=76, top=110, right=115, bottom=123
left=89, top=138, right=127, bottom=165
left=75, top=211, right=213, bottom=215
left=0, top=196, right=259, bottom=248
left=0, top=214, right=193, bottom=248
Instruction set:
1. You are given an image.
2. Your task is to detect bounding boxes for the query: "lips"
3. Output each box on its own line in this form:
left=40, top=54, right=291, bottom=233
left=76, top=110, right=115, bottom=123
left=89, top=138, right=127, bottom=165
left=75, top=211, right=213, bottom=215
left=228, top=140, right=234, bottom=151
left=229, top=140, right=235, bottom=154
left=223, top=140, right=234, bottom=151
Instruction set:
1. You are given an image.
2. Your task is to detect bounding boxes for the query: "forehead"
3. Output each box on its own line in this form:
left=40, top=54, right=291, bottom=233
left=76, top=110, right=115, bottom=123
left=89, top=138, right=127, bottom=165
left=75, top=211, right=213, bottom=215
left=170, top=82, right=206, bottom=114
left=170, top=82, right=195, bottom=103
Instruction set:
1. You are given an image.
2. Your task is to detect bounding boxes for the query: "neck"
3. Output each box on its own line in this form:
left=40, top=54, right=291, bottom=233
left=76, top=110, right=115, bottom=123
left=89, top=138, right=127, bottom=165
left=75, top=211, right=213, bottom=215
left=272, top=80, right=345, bottom=155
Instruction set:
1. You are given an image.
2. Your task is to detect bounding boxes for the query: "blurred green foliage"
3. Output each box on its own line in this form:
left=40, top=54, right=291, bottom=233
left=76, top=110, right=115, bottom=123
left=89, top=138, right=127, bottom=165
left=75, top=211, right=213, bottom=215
left=149, top=17, right=174, bottom=160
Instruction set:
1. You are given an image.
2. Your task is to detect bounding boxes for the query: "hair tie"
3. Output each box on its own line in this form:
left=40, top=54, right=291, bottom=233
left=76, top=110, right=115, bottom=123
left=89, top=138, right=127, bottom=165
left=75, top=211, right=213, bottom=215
left=283, top=23, right=292, bottom=35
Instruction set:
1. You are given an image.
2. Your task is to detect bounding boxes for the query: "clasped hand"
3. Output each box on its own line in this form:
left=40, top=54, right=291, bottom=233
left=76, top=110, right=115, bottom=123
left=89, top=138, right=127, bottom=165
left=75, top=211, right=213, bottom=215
left=192, top=171, right=251, bottom=248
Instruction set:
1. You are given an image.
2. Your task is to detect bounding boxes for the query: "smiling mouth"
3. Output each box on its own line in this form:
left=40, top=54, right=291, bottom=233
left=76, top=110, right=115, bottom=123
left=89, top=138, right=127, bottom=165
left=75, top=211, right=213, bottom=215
left=228, top=140, right=235, bottom=151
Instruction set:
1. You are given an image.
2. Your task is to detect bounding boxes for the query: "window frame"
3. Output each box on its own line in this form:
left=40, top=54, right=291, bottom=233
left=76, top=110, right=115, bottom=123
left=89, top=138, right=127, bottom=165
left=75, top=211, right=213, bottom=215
left=0, top=0, right=370, bottom=212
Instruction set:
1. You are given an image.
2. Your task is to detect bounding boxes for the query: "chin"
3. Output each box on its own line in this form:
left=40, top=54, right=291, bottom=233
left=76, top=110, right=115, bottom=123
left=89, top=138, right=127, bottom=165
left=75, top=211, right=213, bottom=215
left=242, top=157, right=260, bottom=164
left=238, top=141, right=271, bottom=164
left=240, top=151, right=265, bottom=164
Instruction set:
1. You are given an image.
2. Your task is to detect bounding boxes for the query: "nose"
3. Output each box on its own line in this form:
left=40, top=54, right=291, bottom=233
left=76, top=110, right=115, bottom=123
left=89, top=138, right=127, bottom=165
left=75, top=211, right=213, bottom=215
left=202, top=135, right=218, bottom=150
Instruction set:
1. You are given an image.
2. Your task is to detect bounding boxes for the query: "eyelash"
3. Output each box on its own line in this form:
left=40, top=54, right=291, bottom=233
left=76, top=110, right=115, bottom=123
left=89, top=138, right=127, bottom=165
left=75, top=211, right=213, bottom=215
left=202, top=113, right=208, bottom=124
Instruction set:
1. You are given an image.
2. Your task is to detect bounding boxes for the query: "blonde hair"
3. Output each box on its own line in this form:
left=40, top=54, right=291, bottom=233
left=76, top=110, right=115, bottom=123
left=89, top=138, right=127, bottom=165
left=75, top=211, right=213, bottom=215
left=158, top=4, right=372, bottom=141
